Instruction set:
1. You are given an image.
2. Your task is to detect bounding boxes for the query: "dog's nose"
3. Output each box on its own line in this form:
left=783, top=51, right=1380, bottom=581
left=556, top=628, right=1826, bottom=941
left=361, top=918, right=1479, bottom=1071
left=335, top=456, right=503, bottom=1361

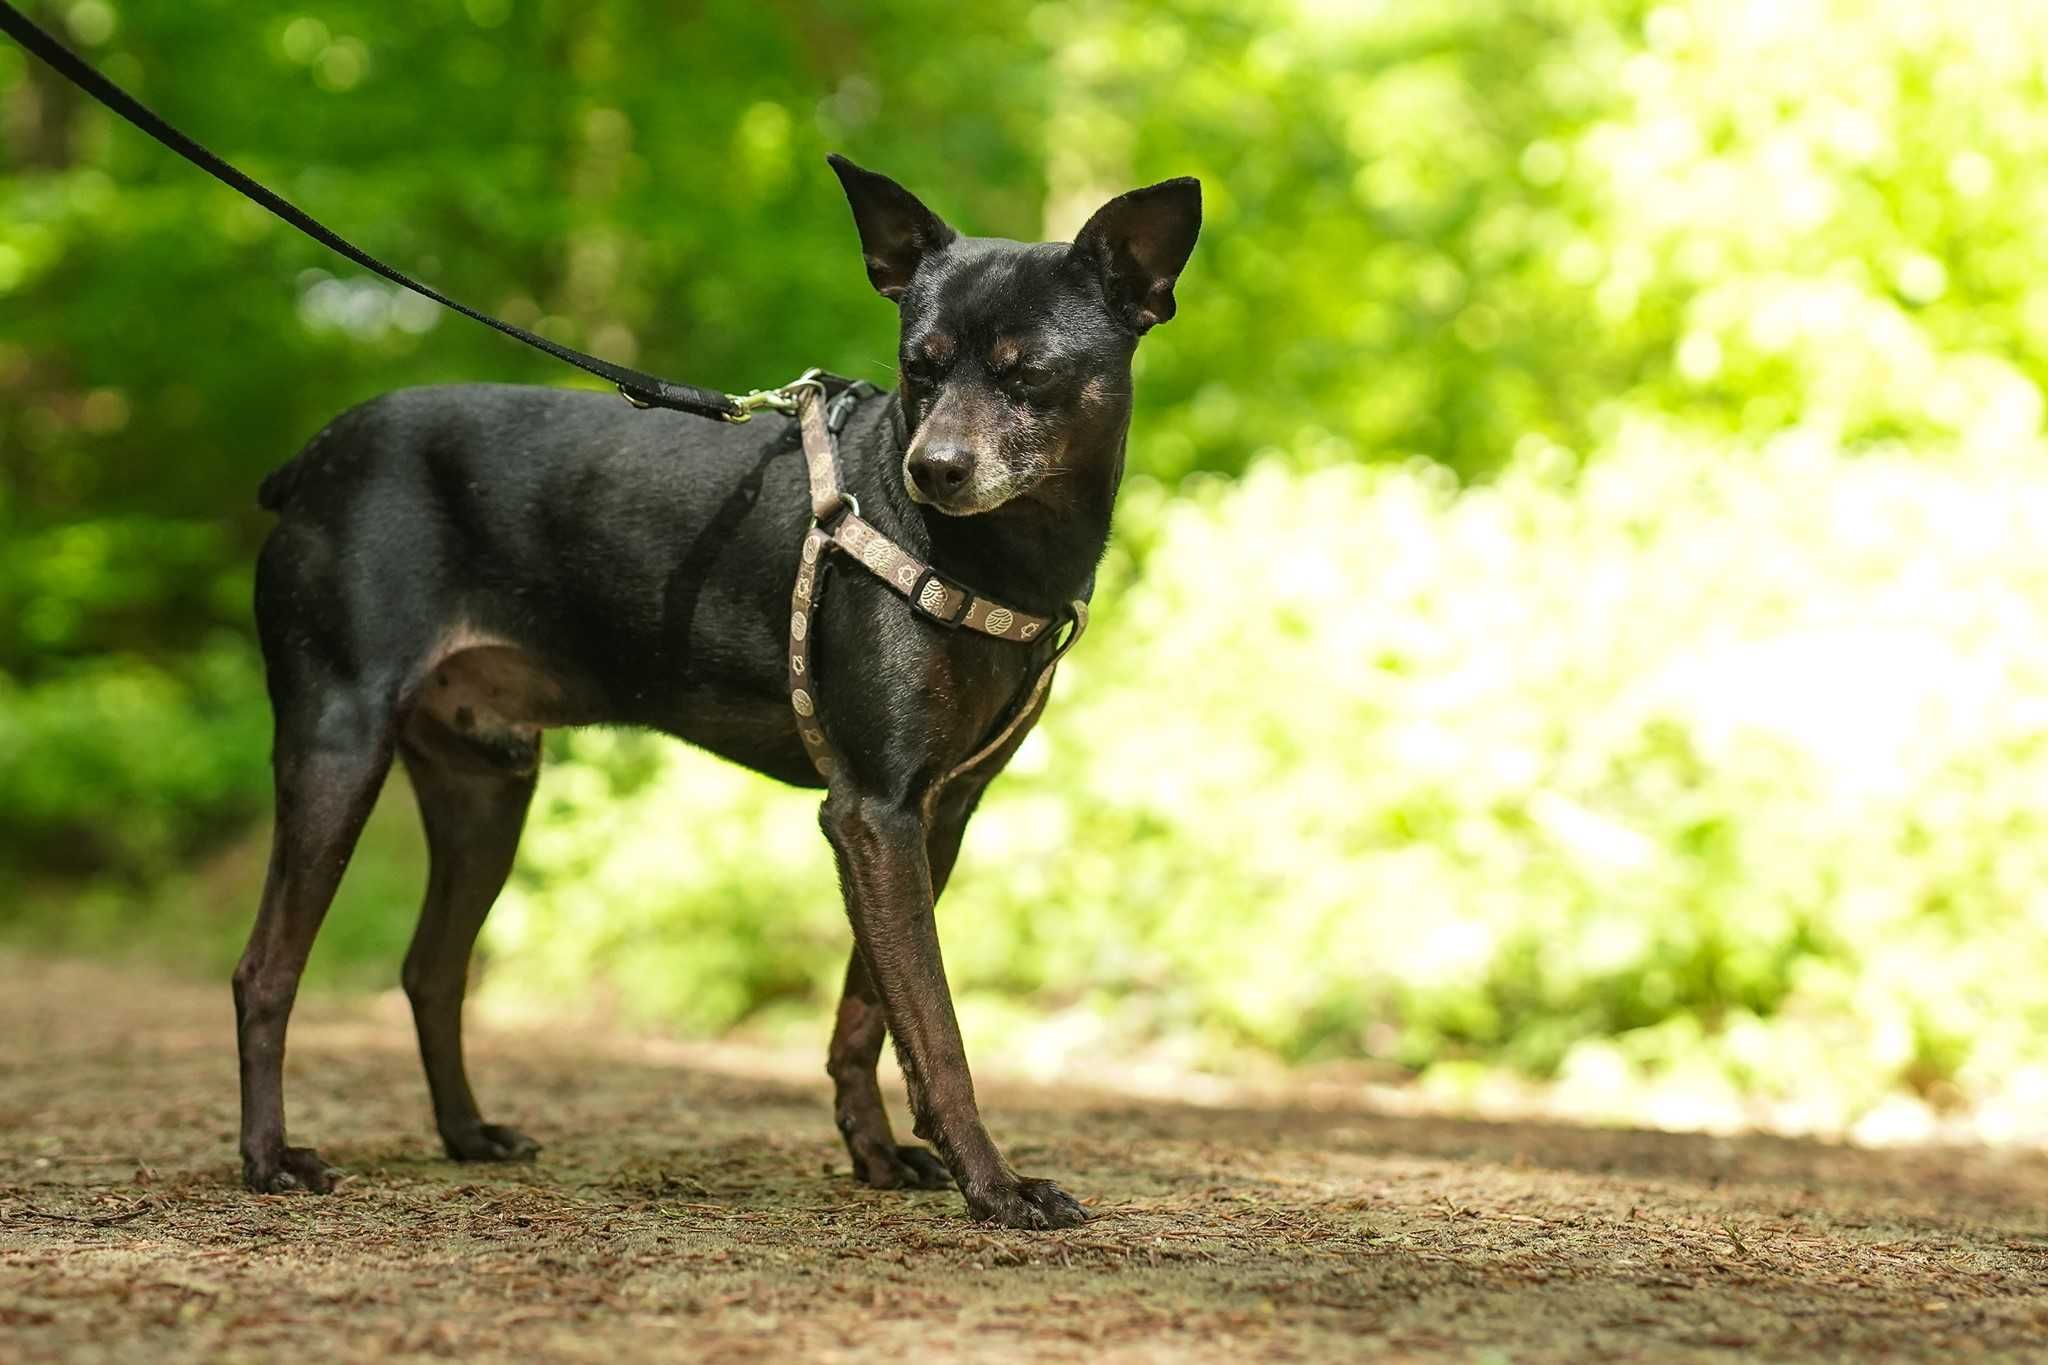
left=909, top=445, right=974, bottom=500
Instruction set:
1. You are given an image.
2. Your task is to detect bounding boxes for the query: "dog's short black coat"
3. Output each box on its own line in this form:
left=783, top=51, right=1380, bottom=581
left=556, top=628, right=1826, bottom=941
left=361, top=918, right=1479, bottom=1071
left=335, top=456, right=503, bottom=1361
left=234, top=155, right=1200, bottom=1229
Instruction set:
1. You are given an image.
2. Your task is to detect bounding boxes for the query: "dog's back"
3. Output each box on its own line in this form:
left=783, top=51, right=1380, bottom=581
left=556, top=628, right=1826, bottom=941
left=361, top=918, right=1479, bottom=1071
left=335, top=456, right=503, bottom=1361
left=251, top=383, right=823, bottom=765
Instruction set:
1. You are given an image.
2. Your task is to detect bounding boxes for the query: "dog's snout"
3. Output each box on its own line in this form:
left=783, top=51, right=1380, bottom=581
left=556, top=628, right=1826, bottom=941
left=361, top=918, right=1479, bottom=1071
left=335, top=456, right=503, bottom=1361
left=909, top=445, right=975, bottom=500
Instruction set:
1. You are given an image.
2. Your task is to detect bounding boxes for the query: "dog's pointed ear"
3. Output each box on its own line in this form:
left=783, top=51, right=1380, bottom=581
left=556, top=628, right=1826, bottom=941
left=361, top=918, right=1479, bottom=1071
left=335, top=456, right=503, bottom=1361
left=827, top=154, right=958, bottom=301
left=1070, top=177, right=1202, bottom=334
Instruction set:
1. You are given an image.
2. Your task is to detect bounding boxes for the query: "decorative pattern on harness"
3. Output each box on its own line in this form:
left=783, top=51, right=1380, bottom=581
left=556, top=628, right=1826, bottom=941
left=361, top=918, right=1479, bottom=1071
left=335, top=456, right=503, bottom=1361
left=782, top=380, right=1086, bottom=780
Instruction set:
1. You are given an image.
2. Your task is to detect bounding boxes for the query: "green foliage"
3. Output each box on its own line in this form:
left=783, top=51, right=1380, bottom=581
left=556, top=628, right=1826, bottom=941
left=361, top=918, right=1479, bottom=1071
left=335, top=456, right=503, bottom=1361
left=1, top=0, right=1047, bottom=659
left=483, top=426, right=2048, bottom=1128
left=0, top=637, right=268, bottom=876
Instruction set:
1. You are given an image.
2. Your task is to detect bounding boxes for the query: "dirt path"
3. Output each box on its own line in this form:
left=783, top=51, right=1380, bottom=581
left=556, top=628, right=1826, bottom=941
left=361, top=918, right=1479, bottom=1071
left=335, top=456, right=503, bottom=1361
left=3, top=954, right=2047, bottom=1362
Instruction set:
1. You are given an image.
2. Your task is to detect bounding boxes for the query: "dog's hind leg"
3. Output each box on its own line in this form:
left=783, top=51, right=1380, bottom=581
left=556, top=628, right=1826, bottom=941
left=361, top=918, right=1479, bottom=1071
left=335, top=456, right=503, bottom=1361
left=828, top=949, right=950, bottom=1189
left=234, top=690, right=396, bottom=1193
left=397, top=712, right=541, bottom=1163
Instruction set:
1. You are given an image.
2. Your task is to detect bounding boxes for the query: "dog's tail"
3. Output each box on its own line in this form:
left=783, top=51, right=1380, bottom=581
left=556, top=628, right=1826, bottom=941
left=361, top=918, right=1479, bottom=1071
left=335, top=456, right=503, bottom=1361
left=255, top=458, right=303, bottom=512
left=256, top=410, right=354, bottom=512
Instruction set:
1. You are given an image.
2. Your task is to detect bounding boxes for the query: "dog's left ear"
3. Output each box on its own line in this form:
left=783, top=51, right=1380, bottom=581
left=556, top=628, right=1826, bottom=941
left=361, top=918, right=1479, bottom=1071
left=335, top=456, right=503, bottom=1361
left=1070, top=177, right=1202, bottom=334
left=827, top=154, right=958, bottom=301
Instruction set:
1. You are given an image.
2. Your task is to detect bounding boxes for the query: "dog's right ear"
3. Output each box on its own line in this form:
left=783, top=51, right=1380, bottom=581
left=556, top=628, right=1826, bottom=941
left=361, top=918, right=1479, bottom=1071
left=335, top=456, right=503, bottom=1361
left=827, top=154, right=958, bottom=301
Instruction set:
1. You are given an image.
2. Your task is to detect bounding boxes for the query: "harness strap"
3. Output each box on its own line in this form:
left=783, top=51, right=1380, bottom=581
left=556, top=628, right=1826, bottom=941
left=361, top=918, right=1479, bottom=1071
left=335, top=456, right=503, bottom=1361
left=784, top=384, right=1087, bottom=780
left=0, top=1, right=743, bottom=421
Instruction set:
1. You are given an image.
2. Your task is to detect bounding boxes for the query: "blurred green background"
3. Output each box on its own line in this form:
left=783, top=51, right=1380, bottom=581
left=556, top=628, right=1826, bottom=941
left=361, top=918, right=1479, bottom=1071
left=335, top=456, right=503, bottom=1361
left=6, top=0, right=2048, bottom=1139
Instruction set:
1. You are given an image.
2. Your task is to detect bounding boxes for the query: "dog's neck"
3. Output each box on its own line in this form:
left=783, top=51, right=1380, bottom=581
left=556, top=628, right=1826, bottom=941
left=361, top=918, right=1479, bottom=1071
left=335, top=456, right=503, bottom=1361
left=863, top=391, right=1118, bottom=617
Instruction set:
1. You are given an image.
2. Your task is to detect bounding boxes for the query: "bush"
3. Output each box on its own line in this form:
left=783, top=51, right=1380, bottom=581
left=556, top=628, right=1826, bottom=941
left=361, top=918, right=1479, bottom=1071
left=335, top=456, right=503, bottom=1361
left=478, top=422, right=2048, bottom=1129
left=0, top=638, right=271, bottom=879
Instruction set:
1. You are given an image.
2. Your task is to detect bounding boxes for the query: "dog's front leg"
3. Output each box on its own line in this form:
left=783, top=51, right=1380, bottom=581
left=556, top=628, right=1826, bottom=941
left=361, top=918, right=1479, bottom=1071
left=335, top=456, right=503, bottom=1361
left=819, top=788, right=1087, bottom=1229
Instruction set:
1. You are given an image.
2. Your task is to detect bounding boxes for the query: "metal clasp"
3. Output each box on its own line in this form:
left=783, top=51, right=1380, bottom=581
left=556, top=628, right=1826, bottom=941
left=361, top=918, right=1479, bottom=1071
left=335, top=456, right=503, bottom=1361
left=723, top=387, right=799, bottom=423
left=722, top=367, right=828, bottom=424
left=817, top=490, right=861, bottom=534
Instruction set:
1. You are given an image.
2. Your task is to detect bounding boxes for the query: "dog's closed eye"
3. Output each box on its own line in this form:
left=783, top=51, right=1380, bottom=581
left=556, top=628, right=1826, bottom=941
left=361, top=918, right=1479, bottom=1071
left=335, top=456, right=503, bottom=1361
left=1003, top=363, right=1062, bottom=401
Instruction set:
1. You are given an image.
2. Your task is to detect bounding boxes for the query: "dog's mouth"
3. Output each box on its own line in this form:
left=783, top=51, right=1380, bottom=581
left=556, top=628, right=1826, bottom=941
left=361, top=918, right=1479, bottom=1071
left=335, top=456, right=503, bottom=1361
left=902, top=461, right=1024, bottom=517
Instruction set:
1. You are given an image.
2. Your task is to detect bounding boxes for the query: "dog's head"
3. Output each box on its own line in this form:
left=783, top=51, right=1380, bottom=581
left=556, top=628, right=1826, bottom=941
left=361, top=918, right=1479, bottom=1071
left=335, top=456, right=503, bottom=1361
left=828, top=154, right=1200, bottom=517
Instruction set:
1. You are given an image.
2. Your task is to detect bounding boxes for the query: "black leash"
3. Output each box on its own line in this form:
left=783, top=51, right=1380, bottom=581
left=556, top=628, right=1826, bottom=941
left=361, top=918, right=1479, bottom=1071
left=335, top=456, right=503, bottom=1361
left=0, top=1, right=745, bottom=421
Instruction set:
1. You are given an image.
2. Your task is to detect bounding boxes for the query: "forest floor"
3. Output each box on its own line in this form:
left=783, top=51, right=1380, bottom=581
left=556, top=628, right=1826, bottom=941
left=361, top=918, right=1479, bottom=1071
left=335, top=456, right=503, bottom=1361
left=4, top=953, right=2048, bottom=1363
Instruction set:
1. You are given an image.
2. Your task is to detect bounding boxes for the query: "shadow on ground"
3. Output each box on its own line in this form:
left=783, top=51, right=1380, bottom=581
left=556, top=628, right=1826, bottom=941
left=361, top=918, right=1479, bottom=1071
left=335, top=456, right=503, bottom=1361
left=3, top=953, right=2047, bottom=1362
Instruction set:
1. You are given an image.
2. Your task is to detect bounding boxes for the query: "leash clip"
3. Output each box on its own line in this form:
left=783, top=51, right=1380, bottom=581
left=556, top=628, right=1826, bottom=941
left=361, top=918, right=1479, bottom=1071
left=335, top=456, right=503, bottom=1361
left=722, top=387, right=797, bottom=423
left=723, top=367, right=829, bottom=424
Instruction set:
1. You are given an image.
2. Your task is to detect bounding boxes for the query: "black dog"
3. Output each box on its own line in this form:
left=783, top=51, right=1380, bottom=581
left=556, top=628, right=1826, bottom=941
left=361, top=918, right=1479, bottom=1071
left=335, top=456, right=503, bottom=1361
left=234, top=155, right=1200, bottom=1229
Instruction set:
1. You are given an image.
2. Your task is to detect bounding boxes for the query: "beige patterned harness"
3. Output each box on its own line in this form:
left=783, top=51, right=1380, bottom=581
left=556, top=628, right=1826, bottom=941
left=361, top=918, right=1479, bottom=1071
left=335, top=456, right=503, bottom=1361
left=781, top=374, right=1087, bottom=781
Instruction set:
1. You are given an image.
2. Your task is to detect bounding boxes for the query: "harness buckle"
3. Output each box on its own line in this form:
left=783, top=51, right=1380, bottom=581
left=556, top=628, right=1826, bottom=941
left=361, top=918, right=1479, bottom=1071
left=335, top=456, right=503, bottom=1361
left=910, top=567, right=972, bottom=628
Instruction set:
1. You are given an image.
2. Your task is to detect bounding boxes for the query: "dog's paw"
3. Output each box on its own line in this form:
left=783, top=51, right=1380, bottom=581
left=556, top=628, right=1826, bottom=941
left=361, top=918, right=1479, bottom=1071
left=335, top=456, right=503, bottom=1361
left=850, top=1139, right=952, bottom=1191
left=967, top=1176, right=1089, bottom=1230
left=243, top=1145, right=339, bottom=1194
left=443, top=1122, right=541, bottom=1163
